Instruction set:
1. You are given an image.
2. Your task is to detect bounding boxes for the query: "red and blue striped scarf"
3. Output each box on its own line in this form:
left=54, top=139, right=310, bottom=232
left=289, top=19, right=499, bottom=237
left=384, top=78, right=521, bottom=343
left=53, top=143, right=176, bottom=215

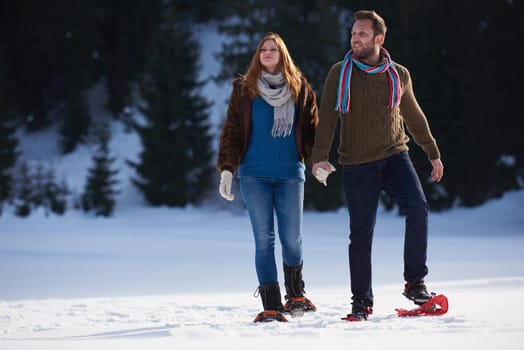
left=335, top=47, right=401, bottom=113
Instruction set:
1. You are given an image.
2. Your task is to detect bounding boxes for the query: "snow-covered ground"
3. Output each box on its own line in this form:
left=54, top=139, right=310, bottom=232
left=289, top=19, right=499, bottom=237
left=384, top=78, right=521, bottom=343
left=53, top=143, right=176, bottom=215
left=1, top=278, right=523, bottom=350
left=1, top=190, right=524, bottom=349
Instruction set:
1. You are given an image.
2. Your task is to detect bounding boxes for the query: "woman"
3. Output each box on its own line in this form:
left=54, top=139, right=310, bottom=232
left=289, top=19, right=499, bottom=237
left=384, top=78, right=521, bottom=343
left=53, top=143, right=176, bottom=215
left=216, top=33, right=319, bottom=322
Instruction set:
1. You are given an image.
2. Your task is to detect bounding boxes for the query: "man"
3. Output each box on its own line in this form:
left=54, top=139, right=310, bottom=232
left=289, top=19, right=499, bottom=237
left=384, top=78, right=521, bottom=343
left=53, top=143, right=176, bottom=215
left=311, top=10, right=444, bottom=321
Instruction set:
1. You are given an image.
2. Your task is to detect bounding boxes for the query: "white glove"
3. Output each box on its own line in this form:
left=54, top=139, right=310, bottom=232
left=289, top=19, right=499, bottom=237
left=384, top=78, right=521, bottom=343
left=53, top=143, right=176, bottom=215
left=314, top=162, right=336, bottom=186
left=219, top=170, right=235, bottom=201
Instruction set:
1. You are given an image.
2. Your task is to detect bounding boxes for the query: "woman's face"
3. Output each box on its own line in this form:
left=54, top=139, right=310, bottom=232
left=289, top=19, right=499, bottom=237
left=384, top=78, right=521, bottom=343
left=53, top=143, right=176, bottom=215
left=259, top=39, right=280, bottom=73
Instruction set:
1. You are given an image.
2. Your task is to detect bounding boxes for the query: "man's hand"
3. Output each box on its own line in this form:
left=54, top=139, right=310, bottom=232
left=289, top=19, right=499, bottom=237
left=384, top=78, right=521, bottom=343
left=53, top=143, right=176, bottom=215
left=430, top=159, right=444, bottom=182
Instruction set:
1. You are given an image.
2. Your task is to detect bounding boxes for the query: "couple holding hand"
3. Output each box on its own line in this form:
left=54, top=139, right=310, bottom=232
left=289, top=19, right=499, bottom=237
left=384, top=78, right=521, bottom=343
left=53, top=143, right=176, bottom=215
left=216, top=10, right=444, bottom=322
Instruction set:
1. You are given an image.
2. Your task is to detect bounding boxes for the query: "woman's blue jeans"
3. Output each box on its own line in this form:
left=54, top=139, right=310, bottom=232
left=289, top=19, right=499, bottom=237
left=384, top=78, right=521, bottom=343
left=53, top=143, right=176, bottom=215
left=239, top=177, right=304, bottom=285
left=342, top=152, right=429, bottom=305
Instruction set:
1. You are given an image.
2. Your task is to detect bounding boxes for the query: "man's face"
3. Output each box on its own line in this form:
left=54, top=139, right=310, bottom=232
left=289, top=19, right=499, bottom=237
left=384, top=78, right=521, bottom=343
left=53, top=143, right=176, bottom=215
left=351, top=19, right=382, bottom=60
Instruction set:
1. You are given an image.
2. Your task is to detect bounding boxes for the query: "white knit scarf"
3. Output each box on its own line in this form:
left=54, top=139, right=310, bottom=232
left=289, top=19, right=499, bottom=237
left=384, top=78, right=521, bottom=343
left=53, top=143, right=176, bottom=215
left=257, top=70, right=295, bottom=137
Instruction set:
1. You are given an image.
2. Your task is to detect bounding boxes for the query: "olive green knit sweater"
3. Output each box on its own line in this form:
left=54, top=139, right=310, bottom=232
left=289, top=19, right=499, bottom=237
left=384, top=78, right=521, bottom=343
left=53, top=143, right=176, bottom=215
left=311, top=61, right=440, bottom=165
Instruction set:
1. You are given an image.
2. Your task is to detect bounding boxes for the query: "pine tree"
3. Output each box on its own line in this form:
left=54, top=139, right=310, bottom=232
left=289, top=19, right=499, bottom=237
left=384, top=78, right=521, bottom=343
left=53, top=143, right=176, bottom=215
left=42, top=167, right=69, bottom=216
left=128, top=7, right=213, bottom=207
left=102, top=0, right=162, bottom=117
left=11, top=161, right=70, bottom=217
left=59, top=79, right=91, bottom=154
left=0, top=51, right=19, bottom=208
left=31, top=163, right=48, bottom=209
left=82, top=124, right=119, bottom=217
left=1, top=0, right=103, bottom=131
left=58, top=2, right=97, bottom=154
left=14, top=162, right=33, bottom=217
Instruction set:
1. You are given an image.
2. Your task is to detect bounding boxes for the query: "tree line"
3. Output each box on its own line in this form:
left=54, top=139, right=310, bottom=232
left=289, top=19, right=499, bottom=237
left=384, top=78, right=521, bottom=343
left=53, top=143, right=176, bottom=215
left=0, top=0, right=522, bottom=217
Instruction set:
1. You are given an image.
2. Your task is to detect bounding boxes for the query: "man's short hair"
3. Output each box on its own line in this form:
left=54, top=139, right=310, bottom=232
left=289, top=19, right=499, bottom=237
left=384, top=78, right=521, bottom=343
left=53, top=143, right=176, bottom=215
left=354, top=10, right=387, bottom=37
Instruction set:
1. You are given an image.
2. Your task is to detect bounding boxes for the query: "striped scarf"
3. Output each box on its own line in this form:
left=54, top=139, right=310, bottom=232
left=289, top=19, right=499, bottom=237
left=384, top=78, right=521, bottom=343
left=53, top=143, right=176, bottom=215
left=334, top=47, right=401, bottom=113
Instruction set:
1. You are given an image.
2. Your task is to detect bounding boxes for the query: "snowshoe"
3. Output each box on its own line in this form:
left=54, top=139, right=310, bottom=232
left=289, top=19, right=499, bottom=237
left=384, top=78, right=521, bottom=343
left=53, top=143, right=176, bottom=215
left=283, top=296, right=317, bottom=317
left=253, top=282, right=286, bottom=322
left=396, top=294, right=449, bottom=317
left=253, top=310, right=288, bottom=323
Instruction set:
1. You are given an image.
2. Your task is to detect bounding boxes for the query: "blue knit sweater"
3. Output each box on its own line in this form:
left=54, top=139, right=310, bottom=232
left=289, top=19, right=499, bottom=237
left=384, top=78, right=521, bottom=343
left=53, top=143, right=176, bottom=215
left=238, top=97, right=305, bottom=180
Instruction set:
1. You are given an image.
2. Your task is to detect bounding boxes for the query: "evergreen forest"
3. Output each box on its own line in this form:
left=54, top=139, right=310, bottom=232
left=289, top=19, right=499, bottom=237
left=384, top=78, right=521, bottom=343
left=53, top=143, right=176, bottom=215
left=0, top=0, right=522, bottom=216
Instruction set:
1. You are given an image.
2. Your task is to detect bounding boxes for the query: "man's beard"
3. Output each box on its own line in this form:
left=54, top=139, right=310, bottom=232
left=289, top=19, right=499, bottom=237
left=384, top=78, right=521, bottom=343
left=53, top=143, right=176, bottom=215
left=353, top=45, right=375, bottom=61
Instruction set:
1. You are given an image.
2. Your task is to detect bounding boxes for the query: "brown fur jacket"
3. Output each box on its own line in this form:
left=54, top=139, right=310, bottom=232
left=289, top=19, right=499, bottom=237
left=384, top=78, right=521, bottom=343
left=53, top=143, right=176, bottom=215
left=216, top=76, right=319, bottom=174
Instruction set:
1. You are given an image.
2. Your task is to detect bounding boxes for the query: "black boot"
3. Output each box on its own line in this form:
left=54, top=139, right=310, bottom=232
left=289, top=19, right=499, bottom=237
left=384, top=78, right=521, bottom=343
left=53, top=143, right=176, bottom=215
left=284, top=263, right=305, bottom=298
left=403, top=279, right=436, bottom=305
left=253, top=282, right=287, bottom=322
left=343, top=299, right=373, bottom=322
left=283, top=263, right=317, bottom=316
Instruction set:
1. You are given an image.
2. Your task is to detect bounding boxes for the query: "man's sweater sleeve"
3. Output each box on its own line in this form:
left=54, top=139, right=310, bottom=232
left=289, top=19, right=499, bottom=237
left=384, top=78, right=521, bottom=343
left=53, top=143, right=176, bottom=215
left=399, top=67, right=441, bottom=161
left=311, top=62, right=342, bottom=164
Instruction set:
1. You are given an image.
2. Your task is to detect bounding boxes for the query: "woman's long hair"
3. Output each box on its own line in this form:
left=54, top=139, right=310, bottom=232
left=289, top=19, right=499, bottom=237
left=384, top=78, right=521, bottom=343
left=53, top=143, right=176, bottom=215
left=241, top=33, right=303, bottom=99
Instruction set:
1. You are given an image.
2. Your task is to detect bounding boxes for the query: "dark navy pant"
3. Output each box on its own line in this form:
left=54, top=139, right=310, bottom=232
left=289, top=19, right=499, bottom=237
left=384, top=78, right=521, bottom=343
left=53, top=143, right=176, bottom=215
left=342, top=152, right=429, bottom=306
